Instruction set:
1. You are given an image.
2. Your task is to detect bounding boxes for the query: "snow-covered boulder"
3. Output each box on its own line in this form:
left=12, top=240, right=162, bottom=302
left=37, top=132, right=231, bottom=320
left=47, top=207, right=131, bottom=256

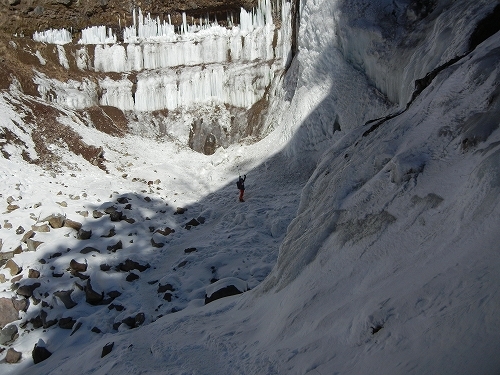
left=32, top=339, right=52, bottom=364
left=205, top=277, right=248, bottom=304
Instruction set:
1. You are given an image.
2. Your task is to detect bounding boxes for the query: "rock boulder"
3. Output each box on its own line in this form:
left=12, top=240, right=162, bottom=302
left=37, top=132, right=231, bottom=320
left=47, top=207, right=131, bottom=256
left=0, top=298, right=20, bottom=328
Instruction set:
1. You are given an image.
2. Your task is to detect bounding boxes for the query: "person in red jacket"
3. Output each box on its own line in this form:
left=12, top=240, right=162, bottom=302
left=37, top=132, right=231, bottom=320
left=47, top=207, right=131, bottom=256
left=237, top=174, right=246, bottom=202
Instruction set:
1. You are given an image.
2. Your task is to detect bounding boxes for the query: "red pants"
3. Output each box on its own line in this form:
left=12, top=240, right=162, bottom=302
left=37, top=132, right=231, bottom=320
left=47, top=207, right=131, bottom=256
left=239, top=189, right=245, bottom=201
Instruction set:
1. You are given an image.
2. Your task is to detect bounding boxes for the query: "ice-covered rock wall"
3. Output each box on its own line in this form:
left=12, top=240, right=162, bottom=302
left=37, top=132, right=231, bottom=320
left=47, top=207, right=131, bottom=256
left=89, top=25, right=277, bottom=73
left=98, top=62, right=276, bottom=111
left=330, top=0, right=496, bottom=106
left=33, top=0, right=292, bottom=114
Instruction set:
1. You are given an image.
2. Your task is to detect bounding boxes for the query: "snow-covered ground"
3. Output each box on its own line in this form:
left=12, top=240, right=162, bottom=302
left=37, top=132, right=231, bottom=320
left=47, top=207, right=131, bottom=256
left=1, top=0, right=500, bottom=374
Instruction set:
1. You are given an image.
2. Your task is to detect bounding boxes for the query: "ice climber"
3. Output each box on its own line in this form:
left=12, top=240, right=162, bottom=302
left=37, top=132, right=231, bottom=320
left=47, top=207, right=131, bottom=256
left=237, top=174, right=246, bottom=202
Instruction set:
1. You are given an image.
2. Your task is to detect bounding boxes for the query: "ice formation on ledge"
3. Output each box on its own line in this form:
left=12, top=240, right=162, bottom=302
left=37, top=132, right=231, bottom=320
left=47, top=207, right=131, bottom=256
left=32, top=0, right=292, bottom=113
left=240, top=0, right=273, bottom=32
left=90, top=25, right=277, bottom=73
left=35, top=73, right=97, bottom=110
left=121, top=0, right=273, bottom=42
left=63, top=0, right=277, bottom=46
left=98, top=62, right=276, bottom=111
left=33, top=29, right=72, bottom=45
left=79, top=26, right=117, bottom=44
left=122, top=8, right=176, bottom=43
left=91, top=0, right=290, bottom=72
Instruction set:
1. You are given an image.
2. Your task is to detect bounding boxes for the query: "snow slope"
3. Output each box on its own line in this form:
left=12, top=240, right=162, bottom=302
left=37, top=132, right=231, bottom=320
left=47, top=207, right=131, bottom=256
left=1, top=0, right=500, bottom=374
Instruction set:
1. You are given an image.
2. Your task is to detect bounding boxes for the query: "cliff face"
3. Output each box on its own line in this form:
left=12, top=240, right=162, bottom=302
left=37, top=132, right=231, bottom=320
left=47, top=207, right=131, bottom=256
left=0, top=0, right=292, bottom=161
left=0, top=0, right=257, bottom=35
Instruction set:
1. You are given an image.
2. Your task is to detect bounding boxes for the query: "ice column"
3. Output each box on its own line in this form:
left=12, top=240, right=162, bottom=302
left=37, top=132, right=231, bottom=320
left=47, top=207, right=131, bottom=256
left=75, top=47, right=90, bottom=70
left=94, top=45, right=127, bottom=72
left=99, top=78, right=135, bottom=110
left=57, top=45, right=70, bottom=70
left=278, top=0, right=293, bottom=68
left=126, top=44, right=144, bottom=71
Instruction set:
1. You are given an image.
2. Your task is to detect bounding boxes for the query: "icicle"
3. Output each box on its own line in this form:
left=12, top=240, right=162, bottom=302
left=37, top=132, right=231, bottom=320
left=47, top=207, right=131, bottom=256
left=182, top=13, right=187, bottom=35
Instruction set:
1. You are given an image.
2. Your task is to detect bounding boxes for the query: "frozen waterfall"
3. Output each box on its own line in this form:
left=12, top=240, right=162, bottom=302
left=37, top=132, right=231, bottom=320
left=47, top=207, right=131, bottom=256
left=32, top=0, right=292, bottom=113
left=88, top=26, right=275, bottom=74
left=82, top=0, right=287, bottom=73
left=99, top=62, right=276, bottom=111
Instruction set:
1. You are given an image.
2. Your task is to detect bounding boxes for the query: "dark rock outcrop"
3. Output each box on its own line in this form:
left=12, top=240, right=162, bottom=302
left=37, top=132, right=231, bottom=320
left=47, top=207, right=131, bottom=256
left=126, top=273, right=139, bottom=282
left=64, top=219, right=83, bottom=231
left=28, top=269, right=41, bottom=278
left=32, top=223, right=51, bottom=232
left=150, top=237, right=164, bottom=248
left=80, top=246, right=100, bottom=254
left=107, top=240, right=122, bottom=252
left=204, top=277, right=248, bottom=304
left=32, top=342, right=52, bottom=364
left=101, top=227, right=116, bottom=238
left=118, top=259, right=150, bottom=272
left=12, top=298, right=28, bottom=312
left=26, top=238, right=44, bottom=251
left=77, top=228, right=92, bottom=240
left=205, top=285, right=243, bottom=304
left=101, top=342, right=114, bottom=358
left=58, top=316, right=76, bottom=329
left=16, top=283, right=41, bottom=298
left=121, top=312, right=145, bottom=328
left=185, top=218, right=200, bottom=229
left=21, top=230, right=35, bottom=243
left=45, top=214, right=65, bottom=229
left=54, top=290, right=78, bottom=309
left=157, top=283, right=174, bottom=293
left=40, top=310, right=58, bottom=329
left=93, top=210, right=104, bottom=218
left=85, top=279, right=104, bottom=305
left=156, top=227, right=175, bottom=236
